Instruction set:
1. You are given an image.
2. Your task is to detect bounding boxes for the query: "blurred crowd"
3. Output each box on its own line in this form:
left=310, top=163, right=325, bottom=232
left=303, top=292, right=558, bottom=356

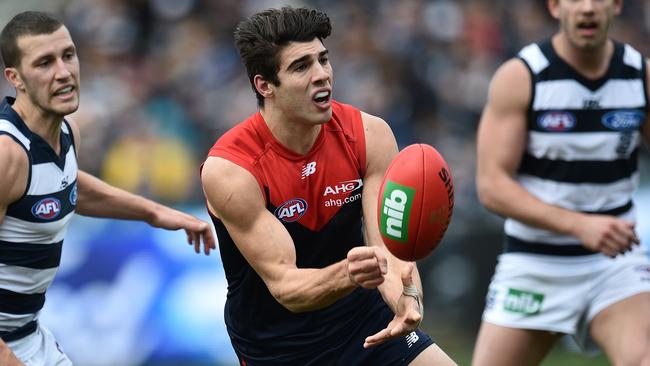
left=1, top=0, right=648, bottom=207
left=1, top=0, right=650, bottom=355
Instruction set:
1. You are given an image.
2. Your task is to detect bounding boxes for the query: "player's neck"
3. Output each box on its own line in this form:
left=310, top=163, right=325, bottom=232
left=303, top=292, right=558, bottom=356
left=552, top=33, right=613, bottom=80
left=260, top=107, right=321, bottom=156
left=12, top=96, right=63, bottom=152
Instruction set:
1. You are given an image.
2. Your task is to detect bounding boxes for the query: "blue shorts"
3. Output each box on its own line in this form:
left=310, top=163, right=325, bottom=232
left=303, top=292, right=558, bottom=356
left=232, top=300, right=434, bottom=365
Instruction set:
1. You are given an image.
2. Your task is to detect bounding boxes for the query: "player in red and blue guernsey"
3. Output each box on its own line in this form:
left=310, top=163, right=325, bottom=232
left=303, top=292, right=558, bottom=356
left=201, top=6, right=456, bottom=366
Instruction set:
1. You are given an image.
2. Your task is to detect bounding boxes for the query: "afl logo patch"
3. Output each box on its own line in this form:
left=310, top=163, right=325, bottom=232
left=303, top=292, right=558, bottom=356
left=537, top=111, right=576, bottom=132
left=274, top=198, right=307, bottom=223
left=32, top=198, right=61, bottom=220
left=69, top=183, right=77, bottom=205
left=601, top=110, right=644, bottom=131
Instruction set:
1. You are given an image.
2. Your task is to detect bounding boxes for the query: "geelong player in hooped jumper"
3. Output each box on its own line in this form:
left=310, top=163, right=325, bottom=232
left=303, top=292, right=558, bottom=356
left=0, top=11, right=216, bottom=365
left=473, top=0, right=650, bottom=365
left=201, top=6, right=456, bottom=366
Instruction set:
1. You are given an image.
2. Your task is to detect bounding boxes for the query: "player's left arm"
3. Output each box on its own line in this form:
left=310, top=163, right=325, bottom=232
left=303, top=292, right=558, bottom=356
left=66, top=118, right=215, bottom=255
left=360, top=112, right=424, bottom=347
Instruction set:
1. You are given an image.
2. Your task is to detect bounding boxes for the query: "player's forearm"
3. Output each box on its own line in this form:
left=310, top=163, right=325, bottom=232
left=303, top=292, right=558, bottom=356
left=378, top=258, right=423, bottom=313
left=477, top=172, right=579, bottom=236
left=0, top=339, right=24, bottom=366
left=270, top=260, right=357, bottom=313
left=75, top=170, right=157, bottom=223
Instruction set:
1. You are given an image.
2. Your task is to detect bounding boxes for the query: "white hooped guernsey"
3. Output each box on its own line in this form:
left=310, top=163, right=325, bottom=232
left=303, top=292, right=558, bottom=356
left=506, top=40, right=648, bottom=255
left=0, top=97, right=77, bottom=341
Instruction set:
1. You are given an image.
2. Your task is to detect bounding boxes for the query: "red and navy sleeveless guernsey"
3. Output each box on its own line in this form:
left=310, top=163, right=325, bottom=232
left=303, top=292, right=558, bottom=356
left=206, top=100, right=384, bottom=363
left=0, top=97, right=77, bottom=342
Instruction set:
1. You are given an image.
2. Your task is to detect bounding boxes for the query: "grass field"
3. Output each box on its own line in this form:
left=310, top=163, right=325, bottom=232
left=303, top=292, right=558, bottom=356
left=440, top=335, right=611, bottom=366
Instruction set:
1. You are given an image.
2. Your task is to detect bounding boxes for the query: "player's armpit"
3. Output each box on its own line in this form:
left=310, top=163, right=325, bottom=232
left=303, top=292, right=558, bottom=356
left=0, top=136, right=29, bottom=225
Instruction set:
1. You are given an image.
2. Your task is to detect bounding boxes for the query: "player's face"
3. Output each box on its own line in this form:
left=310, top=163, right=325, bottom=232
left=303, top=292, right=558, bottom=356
left=9, top=26, right=80, bottom=117
left=549, top=0, right=622, bottom=50
left=273, top=38, right=333, bottom=125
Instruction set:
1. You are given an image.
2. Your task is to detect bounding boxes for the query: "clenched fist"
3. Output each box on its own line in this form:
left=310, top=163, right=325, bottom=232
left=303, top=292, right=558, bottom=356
left=347, top=246, right=388, bottom=288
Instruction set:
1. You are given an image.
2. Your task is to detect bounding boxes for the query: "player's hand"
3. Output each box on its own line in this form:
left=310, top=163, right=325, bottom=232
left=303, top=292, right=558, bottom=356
left=363, top=263, right=422, bottom=348
left=347, top=246, right=387, bottom=288
left=0, top=339, right=24, bottom=366
left=573, top=214, right=639, bottom=258
left=149, top=206, right=217, bottom=255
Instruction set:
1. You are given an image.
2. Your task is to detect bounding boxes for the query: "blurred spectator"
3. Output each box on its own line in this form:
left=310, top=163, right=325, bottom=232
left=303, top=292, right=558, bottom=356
left=1, top=1, right=649, bottom=364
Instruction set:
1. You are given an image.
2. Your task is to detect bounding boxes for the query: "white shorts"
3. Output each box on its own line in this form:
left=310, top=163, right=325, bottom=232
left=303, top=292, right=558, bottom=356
left=6, top=324, right=72, bottom=366
left=482, top=245, right=650, bottom=352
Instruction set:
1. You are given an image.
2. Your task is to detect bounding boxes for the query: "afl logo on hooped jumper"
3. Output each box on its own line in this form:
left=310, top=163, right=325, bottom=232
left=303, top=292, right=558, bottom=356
left=275, top=198, right=308, bottom=223
left=31, top=198, right=62, bottom=220
left=537, top=111, right=576, bottom=132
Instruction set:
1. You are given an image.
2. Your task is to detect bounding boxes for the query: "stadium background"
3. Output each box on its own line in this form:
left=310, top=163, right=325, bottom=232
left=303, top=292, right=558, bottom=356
left=1, top=0, right=649, bottom=365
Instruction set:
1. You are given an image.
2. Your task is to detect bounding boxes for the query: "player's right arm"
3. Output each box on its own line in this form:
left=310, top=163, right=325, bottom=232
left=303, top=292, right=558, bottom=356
left=476, top=59, right=638, bottom=257
left=0, top=136, right=29, bottom=365
left=201, top=156, right=384, bottom=312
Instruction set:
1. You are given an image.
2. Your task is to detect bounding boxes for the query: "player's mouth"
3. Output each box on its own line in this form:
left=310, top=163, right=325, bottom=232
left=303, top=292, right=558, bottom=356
left=52, top=85, right=76, bottom=101
left=576, top=20, right=599, bottom=37
left=312, top=89, right=331, bottom=110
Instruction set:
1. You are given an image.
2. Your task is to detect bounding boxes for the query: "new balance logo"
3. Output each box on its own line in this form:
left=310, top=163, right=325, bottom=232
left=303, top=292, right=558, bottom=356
left=301, top=162, right=317, bottom=179
left=405, top=331, right=419, bottom=348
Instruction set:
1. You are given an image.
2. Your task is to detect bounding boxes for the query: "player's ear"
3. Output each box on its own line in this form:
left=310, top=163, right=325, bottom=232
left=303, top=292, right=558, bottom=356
left=253, top=75, right=274, bottom=99
left=547, top=0, right=560, bottom=19
left=4, top=67, right=25, bottom=91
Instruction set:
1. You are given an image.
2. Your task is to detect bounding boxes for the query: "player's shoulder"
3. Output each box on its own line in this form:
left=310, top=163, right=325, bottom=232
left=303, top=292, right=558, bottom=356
left=201, top=155, right=265, bottom=218
left=493, top=57, right=531, bottom=82
left=0, top=133, right=28, bottom=159
left=484, top=58, right=532, bottom=111
left=359, top=111, right=390, bottom=136
left=0, top=134, right=29, bottom=195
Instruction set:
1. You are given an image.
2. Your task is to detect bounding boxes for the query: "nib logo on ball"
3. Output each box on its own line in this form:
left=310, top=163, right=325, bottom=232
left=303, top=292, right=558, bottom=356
left=380, top=181, right=414, bottom=243
left=377, top=143, right=454, bottom=261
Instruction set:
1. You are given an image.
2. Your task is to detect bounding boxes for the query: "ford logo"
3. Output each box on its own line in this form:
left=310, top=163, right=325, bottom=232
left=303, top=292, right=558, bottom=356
left=601, top=110, right=644, bottom=131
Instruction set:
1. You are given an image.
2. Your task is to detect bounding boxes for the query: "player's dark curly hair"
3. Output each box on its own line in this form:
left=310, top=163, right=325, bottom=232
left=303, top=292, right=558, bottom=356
left=0, top=11, right=64, bottom=68
left=234, top=6, right=332, bottom=107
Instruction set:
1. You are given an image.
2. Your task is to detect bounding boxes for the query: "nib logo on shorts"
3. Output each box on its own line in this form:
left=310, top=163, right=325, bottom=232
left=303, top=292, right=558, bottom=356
left=504, top=288, right=544, bottom=316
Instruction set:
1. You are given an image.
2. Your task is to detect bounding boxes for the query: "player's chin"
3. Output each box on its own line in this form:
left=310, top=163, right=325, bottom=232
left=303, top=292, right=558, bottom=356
left=311, top=105, right=332, bottom=122
left=53, top=101, right=80, bottom=116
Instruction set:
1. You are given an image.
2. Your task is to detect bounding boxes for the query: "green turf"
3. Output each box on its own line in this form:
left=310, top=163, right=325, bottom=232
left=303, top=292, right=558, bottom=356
left=428, top=324, right=611, bottom=366
left=442, top=340, right=611, bottom=366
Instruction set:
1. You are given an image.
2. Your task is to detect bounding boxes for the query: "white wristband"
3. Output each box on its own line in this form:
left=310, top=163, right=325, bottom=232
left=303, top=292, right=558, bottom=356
left=402, top=284, right=422, bottom=317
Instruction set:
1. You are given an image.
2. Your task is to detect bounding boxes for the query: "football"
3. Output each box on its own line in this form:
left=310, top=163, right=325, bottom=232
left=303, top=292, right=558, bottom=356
left=377, top=144, right=454, bottom=261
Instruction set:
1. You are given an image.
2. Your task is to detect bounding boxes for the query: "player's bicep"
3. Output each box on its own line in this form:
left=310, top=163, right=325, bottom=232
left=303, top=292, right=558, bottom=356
left=360, top=113, right=398, bottom=248
left=201, top=157, right=297, bottom=291
left=477, top=59, right=531, bottom=178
